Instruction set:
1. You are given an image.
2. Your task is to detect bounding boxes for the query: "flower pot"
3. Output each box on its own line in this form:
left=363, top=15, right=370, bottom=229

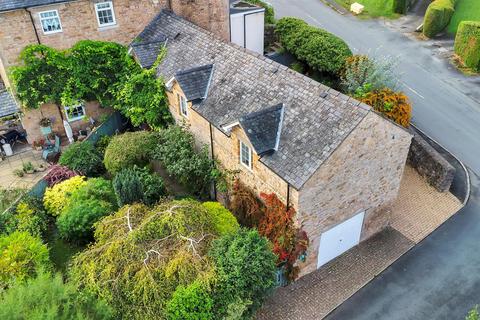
left=40, top=126, right=52, bottom=135
left=25, top=169, right=35, bottom=174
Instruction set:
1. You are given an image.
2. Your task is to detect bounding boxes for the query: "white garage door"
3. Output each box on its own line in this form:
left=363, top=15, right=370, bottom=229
left=317, top=211, right=365, bottom=269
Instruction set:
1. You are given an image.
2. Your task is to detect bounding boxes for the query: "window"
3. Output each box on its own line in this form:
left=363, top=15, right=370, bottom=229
left=178, top=94, right=188, bottom=117
left=240, top=140, right=252, bottom=169
left=95, top=1, right=116, bottom=27
left=64, top=104, right=86, bottom=122
left=39, top=10, right=62, bottom=34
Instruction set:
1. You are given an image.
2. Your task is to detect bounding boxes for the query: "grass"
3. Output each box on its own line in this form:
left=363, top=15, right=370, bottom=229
left=46, top=225, right=84, bottom=273
left=447, top=0, right=480, bottom=34
left=333, top=0, right=399, bottom=18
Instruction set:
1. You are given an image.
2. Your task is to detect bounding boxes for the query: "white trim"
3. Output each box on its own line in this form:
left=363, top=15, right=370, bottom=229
left=229, top=8, right=265, bottom=18
left=38, top=9, right=62, bottom=34
left=202, top=64, right=215, bottom=99
left=222, top=121, right=240, bottom=131
left=274, top=104, right=285, bottom=151
left=239, top=140, right=252, bottom=170
left=179, top=94, right=188, bottom=118
left=95, top=1, right=116, bottom=27
left=64, top=104, right=86, bottom=122
left=165, top=77, right=175, bottom=91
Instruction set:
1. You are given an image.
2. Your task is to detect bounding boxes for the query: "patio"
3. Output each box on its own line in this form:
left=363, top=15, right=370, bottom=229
left=0, top=144, right=49, bottom=189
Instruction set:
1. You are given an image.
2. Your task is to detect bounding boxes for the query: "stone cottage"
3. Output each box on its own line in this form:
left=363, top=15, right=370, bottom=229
left=131, top=11, right=412, bottom=277
left=0, top=0, right=232, bottom=144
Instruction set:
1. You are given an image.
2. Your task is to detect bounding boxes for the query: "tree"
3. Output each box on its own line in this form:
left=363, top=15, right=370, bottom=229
left=62, top=40, right=134, bottom=107
left=70, top=200, right=232, bottom=319
left=209, top=228, right=277, bottom=319
left=166, top=280, right=214, bottom=320
left=0, top=232, right=51, bottom=289
left=0, top=271, right=113, bottom=320
left=114, top=67, right=172, bottom=130
left=10, top=45, right=69, bottom=109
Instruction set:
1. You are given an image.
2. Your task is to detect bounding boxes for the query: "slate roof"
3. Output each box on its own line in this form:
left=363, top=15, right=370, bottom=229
left=239, top=103, right=284, bottom=156
left=0, top=0, right=73, bottom=12
left=0, top=89, right=20, bottom=118
left=135, top=10, right=371, bottom=189
left=175, top=64, right=214, bottom=102
left=130, top=34, right=168, bottom=69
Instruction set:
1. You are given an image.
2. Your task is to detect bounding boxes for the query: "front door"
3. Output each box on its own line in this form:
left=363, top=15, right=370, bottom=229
left=317, top=211, right=365, bottom=269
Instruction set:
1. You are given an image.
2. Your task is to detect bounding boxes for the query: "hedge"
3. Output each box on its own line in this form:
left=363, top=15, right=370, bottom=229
left=454, top=21, right=480, bottom=72
left=276, top=17, right=352, bottom=75
left=423, top=0, right=457, bottom=38
left=245, top=0, right=275, bottom=24
left=393, top=0, right=408, bottom=14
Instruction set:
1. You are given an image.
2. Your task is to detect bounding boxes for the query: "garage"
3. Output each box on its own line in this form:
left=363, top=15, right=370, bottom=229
left=317, top=211, right=365, bottom=268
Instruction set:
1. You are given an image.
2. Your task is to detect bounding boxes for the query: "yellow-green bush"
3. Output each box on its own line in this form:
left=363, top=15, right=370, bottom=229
left=423, top=0, right=457, bottom=38
left=202, top=202, right=239, bottom=236
left=43, top=176, right=86, bottom=216
left=454, top=21, right=480, bottom=72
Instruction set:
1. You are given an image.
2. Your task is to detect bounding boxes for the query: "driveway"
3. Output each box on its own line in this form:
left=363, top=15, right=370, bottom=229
left=267, top=0, right=480, bottom=318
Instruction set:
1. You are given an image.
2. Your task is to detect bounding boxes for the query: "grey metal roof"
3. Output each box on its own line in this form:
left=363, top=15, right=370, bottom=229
left=141, top=10, right=371, bottom=189
left=239, top=103, right=284, bottom=156
left=0, top=90, right=20, bottom=118
left=0, top=0, right=73, bottom=12
left=175, top=64, right=214, bottom=103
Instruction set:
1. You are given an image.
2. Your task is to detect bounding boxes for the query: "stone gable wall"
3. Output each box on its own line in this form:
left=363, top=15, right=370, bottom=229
left=296, top=112, right=412, bottom=276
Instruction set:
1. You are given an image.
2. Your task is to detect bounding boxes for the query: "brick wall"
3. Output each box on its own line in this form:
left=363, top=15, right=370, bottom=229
left=0, top=0, right=230, bottom=85
left=296, top=112, right=412, bottom=276
left=22, top=101, right=113, bottom=144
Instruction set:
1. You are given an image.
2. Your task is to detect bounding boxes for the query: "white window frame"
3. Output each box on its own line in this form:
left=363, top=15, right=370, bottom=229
left=179, top=94, right=188, bottom=118
left=39, top=10, right=63, bottom=34
left=64, top=104, right=86, bottom=122
left=95, top=1, right=116, bottom=27
left=240, top=140, right=252, bottom=170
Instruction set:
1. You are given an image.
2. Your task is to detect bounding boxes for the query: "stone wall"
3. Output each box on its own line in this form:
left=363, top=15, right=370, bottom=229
left=407, top=130, right=455, bottom=192
left=296, top=112, right=412, bottom=276
left=166, top=81, right=299, bottom=209
left=22, top=101, right=113, bottom=144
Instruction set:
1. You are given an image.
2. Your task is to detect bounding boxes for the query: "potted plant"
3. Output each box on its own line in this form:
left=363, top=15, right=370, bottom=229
left=22, top=162, right=35, bottom=174
left=37, top=163, right=47, bottom=172
left=39, top=118, right=52, bottom=135
left=33, top=139, right=45, bottom=151
left=13, top=169, right=24, bottom=177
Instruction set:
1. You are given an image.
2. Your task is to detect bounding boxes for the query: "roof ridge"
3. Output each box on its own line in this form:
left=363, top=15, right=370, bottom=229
left=175, top=63, right=213, bottom=76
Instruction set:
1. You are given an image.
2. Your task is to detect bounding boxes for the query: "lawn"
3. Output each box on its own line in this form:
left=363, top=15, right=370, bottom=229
left=447, top=0, right=480, bottom=34
left=334, top=0, right=399, bottom=18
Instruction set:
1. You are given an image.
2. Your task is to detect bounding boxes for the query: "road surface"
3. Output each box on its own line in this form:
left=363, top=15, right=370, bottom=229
left=268, top=0, right=480, bottom=318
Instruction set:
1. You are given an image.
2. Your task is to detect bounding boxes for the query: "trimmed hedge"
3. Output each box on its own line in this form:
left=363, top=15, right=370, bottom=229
left=454, top=21, right=480, bottom=72
left=423, top=0, right=457, bottom=38
left=393, top=0, right=408, bottom=14
left=276, top=17, right=352, bottom=75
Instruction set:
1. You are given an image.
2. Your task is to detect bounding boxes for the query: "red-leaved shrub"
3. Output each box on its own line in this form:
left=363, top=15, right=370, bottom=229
left=44, top=165, right=78, bottom=187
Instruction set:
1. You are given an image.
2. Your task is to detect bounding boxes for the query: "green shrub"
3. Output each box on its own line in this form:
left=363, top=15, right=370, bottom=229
left=209, top=228, right=277, bottom=319
left=14, top=197, right=48, bottom=239
left=423, top=0, right=457, bottom=38
left=454, top=21, right=480, bottom=72
left=393, top=0, right=408, bottom=14
left=113, top=166, right=166, bottom=206
left=166, top=280, right=214, bottom=320
left=0, top=232, right=51, bottom=289
left=244, top=0, right=275, bottom=24
left=95, top=135, right=112, bottom=155
left=0, top=271, right=113, bottom=320
left=276, top=17, right=352, bottom=74
left=202, top=202, right=239, bottom=236
left=59, top=142, right=104, bottom=176
left=152, top=126, right=218, bottom=198
left=57, top=178, right=117, bottom=242
left=43, top=176, right=87, bottom=216
left=467, top=306, right=480, bottom=320
left=104, top=131, right=157, bottom=175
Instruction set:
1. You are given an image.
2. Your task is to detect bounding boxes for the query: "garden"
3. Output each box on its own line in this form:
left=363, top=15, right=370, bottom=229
left=332, top=0, right=411, bottom=18
left=273, top=17, right=412, bottom=128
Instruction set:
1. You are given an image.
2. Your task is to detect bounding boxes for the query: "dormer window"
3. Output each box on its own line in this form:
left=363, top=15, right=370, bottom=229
left=178, top=94, right=188, bottom=117
left=240, top=140, right=252, bottom=169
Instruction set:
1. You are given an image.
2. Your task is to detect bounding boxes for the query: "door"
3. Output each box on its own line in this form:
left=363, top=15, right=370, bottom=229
left=317, top=211, right=365, bottom=269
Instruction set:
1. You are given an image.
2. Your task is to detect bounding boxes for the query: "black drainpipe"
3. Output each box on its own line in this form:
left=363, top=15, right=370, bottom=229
left=286, top=183, right=290, bottom=211
left=209, top=123, right=217, bottom=200
left=26, top=8, right=41, bottom=44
